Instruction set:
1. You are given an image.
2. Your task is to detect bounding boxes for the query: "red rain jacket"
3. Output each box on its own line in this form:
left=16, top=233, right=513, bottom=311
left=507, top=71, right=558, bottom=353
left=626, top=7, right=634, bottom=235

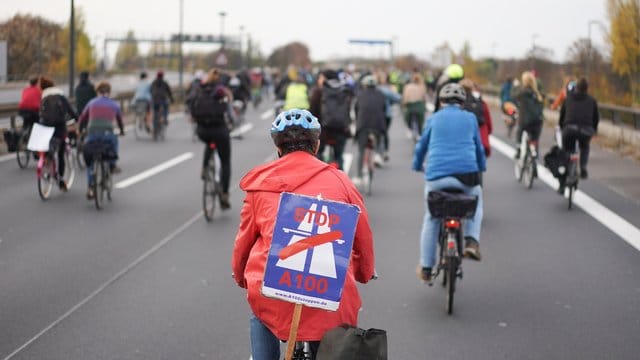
left=231, top=151, right=375, bottom=341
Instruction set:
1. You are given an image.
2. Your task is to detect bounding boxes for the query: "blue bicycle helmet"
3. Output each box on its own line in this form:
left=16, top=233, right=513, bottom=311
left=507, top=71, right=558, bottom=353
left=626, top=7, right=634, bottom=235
left=270, top=109, right=321, bottom=136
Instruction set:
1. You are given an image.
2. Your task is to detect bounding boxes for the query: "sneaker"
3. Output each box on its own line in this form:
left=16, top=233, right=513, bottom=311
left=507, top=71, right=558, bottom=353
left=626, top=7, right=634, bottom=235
left=463, top=237, right=482, bottom=261
left=219, top=192, right=231, bottom=210
left=580, top=169, right=588, bottom=179
left=373, top=153, right=384, bottom=168
left=58, top=180, right=68, bottom=192
left=86, top=188, right=94, bottom=199
left=415, top=265, right=432, bottom=283
left=110, top=165, right=122, bottom=174
left=351, top=176, right=363, bottom=187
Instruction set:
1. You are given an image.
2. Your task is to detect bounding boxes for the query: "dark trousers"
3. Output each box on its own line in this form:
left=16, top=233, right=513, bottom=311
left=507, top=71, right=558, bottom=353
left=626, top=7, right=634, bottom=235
left=318, top=131, right=348, bottom=170
left=562, top=132, right=591, bottom=171
left=383, top=116, right=392, bottom=152
left=197, top=126, right=231, bottom=193
left=18, top=110, right=39, bottom=135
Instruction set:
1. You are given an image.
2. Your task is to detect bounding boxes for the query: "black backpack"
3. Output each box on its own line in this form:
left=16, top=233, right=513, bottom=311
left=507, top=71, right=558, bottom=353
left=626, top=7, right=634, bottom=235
left=321, top=85, right=351, bottom=129
left=40, top=95, right=66, bottom=126
left=191, top=86, right=226, bottom=127
left=464, top=94, right=485, bottom=125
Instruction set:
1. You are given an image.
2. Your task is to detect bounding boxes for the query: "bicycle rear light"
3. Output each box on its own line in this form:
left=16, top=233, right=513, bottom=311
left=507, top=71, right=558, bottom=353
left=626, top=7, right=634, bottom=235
left=445, top=219, right=460, bottom=229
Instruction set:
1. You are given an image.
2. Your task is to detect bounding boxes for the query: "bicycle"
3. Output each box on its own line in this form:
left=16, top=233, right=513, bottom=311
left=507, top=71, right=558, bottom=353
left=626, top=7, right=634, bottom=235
left=564, top=143, right=580, bottom=210
left=88, top=139, right=117, bottom=210
left=133, top=100, right=150, bottom=140
left=36, top=136, right=76, bottom=200
left=15, top=124, right=32, bottom=169
left=202, top=142, right=222, bottom=222
left=152, top=103, right=167, bottom=141
left=360, top=131, right=377, bottom=196
left=426, top=189, right=478, bottom=315
left=514, top=130, right=538, bottom=189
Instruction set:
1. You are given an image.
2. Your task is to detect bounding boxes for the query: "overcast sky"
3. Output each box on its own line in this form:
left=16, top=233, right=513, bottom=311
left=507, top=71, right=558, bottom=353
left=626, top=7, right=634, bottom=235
left=2, top=0, right=608, bottom=63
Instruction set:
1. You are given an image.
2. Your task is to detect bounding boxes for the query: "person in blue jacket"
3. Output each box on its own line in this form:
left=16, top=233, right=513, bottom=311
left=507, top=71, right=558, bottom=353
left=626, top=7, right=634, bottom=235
left=412, top=83, right=486, bottom=283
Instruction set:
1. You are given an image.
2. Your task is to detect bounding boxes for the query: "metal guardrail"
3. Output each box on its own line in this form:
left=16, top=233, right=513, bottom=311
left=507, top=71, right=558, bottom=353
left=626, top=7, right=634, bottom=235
left=1, top=87, right=183, bottom=130
left=480, top=85, right=640, bottom=130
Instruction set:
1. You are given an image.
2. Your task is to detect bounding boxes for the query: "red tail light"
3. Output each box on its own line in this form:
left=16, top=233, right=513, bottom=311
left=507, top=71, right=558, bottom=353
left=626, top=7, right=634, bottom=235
left=445, top=219, right=460, bottom=229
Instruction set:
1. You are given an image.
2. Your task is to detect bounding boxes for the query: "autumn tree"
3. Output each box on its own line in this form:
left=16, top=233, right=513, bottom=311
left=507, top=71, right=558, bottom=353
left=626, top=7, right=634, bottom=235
left=0, top=14, right=63, bottom=78
left=114, top=30, right=141, bottom=71
left=49, top=8, right=97, bottom=76
left=267, top=42, right=311, bottom=69
left=607, top=0, right=640, bottom=104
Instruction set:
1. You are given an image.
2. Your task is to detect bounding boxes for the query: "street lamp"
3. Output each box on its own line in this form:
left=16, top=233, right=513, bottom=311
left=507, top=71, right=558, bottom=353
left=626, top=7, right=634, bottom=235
left=530, top=33, right=539, bottom=69
left=69, top=0, right=75, bottom=96
left=587, top=19, right=604, bottom=79
left=219, top=11, right=227, bottom=47
left=178, top=0, right=184, bottom=99
left=239, top=25, right=244, bottom=68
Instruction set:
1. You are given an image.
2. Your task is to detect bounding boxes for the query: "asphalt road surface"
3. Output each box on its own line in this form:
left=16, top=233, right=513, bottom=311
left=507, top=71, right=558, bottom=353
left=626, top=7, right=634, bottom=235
left=1, top=101, right=639, bottom=359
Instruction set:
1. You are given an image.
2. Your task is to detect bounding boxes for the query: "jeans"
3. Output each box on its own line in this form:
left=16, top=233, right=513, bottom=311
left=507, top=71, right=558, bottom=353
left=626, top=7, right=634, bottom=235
left=85, top=133, right=118, bottom=185
left=153, top=101, right=169, bottom=124
left=419, top=176, right=483, bottom=269
left=250, top=315, right=280, bottom=360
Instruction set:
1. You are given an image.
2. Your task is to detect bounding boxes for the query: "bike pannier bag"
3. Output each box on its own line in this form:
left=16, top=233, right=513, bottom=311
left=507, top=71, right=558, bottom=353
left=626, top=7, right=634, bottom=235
left=3, top=129, right=20, bottom=152
left=427, top=191, right=478, bottom=219
left=316, top=324, right=387, bottom=360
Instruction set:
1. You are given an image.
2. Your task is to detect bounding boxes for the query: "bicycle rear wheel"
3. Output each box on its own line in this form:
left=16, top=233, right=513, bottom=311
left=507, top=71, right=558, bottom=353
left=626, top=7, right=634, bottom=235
left=37, top=157, right=55, bottom=200
left=568, top=184, right=574, bottom=210
left=16, top=132, right=30, bottom=169
left=514, top=155, right=525, bottom=182
left=446, top=258, right=457, bottom=315
left=94, top=159, right=105, bottom=210
left=63, top=148, right=76, bottom=190
left=134, top=113, right=144, bottom=140
left=524, top=158, right=535, bottom=189
left=202, top=167, right=217, bottom=222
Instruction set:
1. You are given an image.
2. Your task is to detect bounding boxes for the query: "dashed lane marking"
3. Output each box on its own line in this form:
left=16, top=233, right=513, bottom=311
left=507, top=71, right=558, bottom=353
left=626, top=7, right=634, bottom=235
left=115, top=152, right=194, bottom=189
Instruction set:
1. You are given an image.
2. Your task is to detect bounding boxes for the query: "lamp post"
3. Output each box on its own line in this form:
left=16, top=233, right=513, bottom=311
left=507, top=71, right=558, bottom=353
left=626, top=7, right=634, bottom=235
left=178, top=0, right=184, bottom=99
left=239, top=25, right=244, bottom=68
left=69, top=0, right=75, bottom=97
left=530, top=33, right=539, bottom=70
left=587, top=20, right=603, bottom=80
left=219, top=11, right=227, bottom=47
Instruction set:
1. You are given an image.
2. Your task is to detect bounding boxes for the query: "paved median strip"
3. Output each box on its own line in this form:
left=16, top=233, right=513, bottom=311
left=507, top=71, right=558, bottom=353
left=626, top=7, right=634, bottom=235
left=490, top=135, right=640, bottom=252
left=115, top=152, right=194, bottom=189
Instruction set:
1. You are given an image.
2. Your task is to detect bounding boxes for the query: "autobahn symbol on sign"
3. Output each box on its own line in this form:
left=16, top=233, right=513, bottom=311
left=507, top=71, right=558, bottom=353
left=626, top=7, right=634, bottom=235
left=262, top=193, right=360, bottom=311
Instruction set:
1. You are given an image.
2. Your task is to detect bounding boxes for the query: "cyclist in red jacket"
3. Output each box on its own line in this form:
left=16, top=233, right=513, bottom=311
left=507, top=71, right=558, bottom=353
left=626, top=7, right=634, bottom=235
left=18, top=76, right=42, bottom=136
left=232, top=109, right=375, bottom=360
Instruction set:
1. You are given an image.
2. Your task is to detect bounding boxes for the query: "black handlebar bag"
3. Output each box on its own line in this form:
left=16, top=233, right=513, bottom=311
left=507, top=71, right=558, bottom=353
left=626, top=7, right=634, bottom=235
left=316, top=324, right=387, bottom=360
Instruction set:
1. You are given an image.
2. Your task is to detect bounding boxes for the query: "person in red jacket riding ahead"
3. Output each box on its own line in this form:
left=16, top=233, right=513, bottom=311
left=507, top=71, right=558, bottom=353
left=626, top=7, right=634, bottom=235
left=231, top=109, right=375, bottom=360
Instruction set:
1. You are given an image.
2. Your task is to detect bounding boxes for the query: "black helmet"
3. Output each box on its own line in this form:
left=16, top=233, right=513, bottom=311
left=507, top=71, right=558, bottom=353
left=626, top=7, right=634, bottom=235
left=439, top=83, right=466, bottom=103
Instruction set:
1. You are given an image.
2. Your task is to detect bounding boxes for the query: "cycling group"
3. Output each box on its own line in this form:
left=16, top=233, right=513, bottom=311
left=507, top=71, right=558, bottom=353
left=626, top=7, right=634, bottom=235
left=501, top=71, right=600, bottom=204
left=131, top=70, right=173, bottom=141
left=16, top=73, right=124, bottom=203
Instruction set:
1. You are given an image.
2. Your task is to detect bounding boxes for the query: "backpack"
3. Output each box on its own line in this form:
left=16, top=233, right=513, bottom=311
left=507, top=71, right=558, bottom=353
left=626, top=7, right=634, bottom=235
left=151, top=80, right=169, bottom=104
left=321, top=85, right=351, bottom=129
left=40, top=95, right=66, bottom=126
left=191, top=86, right=226, bottom=127
left=464, top=94, right=485, bottom=125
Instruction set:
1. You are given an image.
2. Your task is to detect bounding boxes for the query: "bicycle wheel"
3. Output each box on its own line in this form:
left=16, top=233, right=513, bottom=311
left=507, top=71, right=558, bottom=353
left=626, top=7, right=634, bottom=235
left=106, top=168, right=113, bottom=201
left=62, top=148, right=76, bottom=190
left=446, top=257, right=457, bottom=315
left=568, top=184, right=574, bottom=210
left=524, top=158, right=535, bottom=189
left=16, top=132, right=31, bottom=169
left=94, top=159, right=104, bottom=210
left=37, top=156, right=55, bottom=200
left=202, top=166, right=217, bottom=222
left=134, top=113, right=144, bottom=139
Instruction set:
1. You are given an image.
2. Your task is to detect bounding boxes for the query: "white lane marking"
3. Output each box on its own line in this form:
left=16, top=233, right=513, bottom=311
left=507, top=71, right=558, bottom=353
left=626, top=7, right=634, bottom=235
left=343, top=153, right=353, bottom=175
left=4, top=152, right=277, bottom=360
left=0, top=153, right=14, bottom=163
left=260, top=109, right=273, bottom=121
left=230, top=123, right=254, bottom=138
left=490, top=135, right=640, bottom=252
left=0, top=211, right=203, bottom=360
left=115, top=152, right=194, bottom=189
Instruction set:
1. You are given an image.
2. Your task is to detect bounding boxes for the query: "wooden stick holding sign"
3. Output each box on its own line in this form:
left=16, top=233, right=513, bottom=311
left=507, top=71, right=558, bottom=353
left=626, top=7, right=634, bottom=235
left=285, top=303, right=303, bottom=360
